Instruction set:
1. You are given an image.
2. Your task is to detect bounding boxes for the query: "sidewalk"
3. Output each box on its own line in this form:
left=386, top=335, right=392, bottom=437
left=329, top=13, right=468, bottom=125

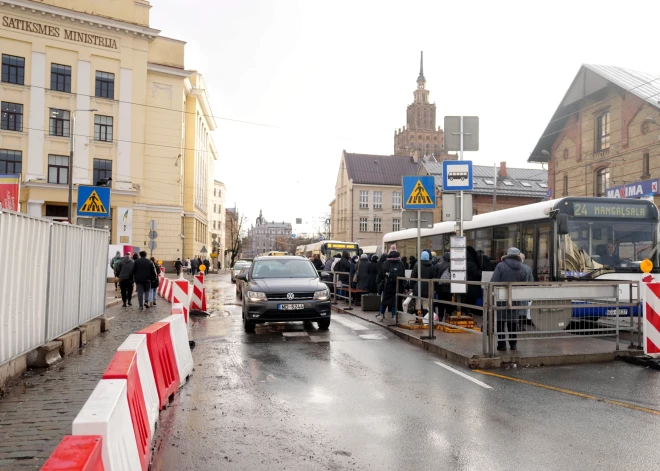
left=0, top=300, right=172, bottom=470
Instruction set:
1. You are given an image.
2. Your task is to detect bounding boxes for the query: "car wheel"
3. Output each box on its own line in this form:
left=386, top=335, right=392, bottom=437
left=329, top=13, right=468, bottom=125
left=317, top=318, right=331, bottom=330
left=243, top=311, right=255, bottom=333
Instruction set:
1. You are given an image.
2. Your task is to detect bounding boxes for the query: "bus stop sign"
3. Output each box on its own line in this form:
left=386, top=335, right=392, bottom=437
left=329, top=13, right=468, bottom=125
left=442, top=161, right=473, bottom=191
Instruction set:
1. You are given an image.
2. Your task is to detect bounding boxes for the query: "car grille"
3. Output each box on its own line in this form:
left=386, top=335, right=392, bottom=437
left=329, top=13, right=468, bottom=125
left=266, top=292, right=314, bottom=301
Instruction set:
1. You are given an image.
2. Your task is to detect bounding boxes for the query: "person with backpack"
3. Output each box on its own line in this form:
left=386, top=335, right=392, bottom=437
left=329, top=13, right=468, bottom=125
left=110, top=251, right=121, bottom=292
left=491, top=247, right=528, bottom=351
left=434, top=251, right=452, bottom=321
left=377, top=245, right=405, bottom=320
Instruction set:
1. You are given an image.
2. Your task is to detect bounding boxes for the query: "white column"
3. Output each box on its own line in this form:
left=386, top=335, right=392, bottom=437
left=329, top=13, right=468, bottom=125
left=74, top=60, right=91, bottom=185
left=117, top=68, right=132, bottom=191
left=26, top=199, right=44, bottom=217
left=26, top=52, right=45, bottom=181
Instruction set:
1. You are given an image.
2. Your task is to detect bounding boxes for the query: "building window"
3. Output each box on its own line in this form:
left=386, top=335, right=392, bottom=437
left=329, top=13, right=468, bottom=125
left=214, top=189, right=216, bottom=197
left=49, top=108, right=70, bottom=137
left=0, top=149, right=22, bottom=174
left=1, top=102, right=23, bottom=131
left=596, top=112, right=610, bottom=152
left=373, top=191, right=382, bottom=209
left=95, top=71, right=115, bottom=99
left=563, top=149, right=569, bottom=160
left=595, top=167, right=609, bottom=197
left=93, top=158, right=112, bottom=185
left=94, top=115, right=113, bottom=142
left=418, top=143, right=422, bottom=149
left=643, top=152, right=650, bottom=177
left=359, top=217, right=367, bottom=232
left=50, top=63, right=72, bottom=93
left=426, top=144, right=430, bottom=150
left=45, top=205, right=68, bottom=219
left=1, top=55, right=25, bottom=85
left=48, top=155, right=68, bottom=184
left=393, top=218, right=400, bottom=232
left=373, top=217, right=382, bottom=232
left=563, top=175, right=568, bottom=196
left=359, top=190, right=368, bottom=208
left=434, top=144, right=438, bottom=152
left=392, top=191, right=401, bottom=209
left=214, top=204, right=216, bottom=213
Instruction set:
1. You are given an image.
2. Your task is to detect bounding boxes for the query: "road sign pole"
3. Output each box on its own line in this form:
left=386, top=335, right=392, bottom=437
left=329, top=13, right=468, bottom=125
left=458, top=116, right=464, bottom=314
left=417, top=209, right=421, bottom=323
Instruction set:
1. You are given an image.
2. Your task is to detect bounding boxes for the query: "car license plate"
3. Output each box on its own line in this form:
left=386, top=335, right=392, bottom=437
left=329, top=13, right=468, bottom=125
left=278, top=304, right=305, bottom=310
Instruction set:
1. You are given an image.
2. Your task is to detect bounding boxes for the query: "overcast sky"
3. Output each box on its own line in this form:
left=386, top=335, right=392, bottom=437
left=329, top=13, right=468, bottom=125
left=151, top=0, right=660, bottom=235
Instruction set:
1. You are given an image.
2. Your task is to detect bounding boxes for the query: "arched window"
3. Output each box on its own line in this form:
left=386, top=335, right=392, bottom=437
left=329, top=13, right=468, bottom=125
left=426, top=144, right=430, bottom=150
left=595, top=168, right=609, bottom=197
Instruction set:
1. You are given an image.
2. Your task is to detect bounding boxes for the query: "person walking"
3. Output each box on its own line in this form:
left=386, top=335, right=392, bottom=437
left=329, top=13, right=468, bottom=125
left=174, top=258, right=182, bottom=277
left=190, top=257, right=199, bottom=276
left=149, top=257, right=160, bottom=306
left=491, top=247, right=528, bottom=351
left=377, top=245, right=405, bottom=320
left=203, top=258, right=210, bottom=274
left=110, top=251, right=122, bottom=292
left=116, top=253, right=135, bottom=307
left=185, top=258, right=191, bottom=275
left=134, top=251, right=157, bottom=311
left=367, top=255, right=379, bottom=293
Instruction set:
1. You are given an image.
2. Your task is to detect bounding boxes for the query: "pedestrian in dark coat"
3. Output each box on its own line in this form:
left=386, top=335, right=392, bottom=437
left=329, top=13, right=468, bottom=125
left=134, top=251, right=157, bottom=310
left=491, top=247, right=528, bottom=351
left=408, top=255, right=417, bottom=272
left=110, top=251, right=122, bottom=291
left=203, top=259, right=210, bottom=273
left=312, top=254, right=324, bottom=270
left=323, top=256, right=334, bottom=271
left=150, top=257, right=160, bottom=306
left=174, top=258, right=182, bottom=276
left=190, top=258, right=199, bottom=276
left=410, top=251, right=434, bottom=305
left=377, top=253, right=388, bottom=275
left=116, top=253, right=135, bottom=307
left=377, top=246, right=405, bottom=319
left=356, top=254, right=370, bottom=291
left=433, top=252, right=452, bottom=320
left=349, top=255, right=359, bottom=289
left=401, top=256, right=409, bottom=270
left=465, top=246, right=483, bottom=315
left=367, top=255, right=379, bottom=293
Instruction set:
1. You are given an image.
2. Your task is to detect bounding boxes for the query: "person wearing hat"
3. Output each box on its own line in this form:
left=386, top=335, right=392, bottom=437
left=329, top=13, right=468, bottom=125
left=491, top=247, right=528, bottom=351
left=410, top=251, right=434, bottom=315
left=377, top=245, right=405, bottom=320
left=356, top=253, right=371, bottom=292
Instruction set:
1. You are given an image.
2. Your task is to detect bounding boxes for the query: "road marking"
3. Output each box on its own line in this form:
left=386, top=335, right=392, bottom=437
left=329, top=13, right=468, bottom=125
left=433, top=361, right=493, bottom=389
left=473, top=370, right=660, bottom=416
left=282, top=332, right=309, bottom=337
left=359, top=334, right=387, bottom=340
left=332, top=315, right=369, bottom=331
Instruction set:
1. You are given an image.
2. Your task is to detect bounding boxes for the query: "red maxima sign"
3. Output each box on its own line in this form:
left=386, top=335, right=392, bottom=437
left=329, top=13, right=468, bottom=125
left=0, top=174, right=19, bottom=211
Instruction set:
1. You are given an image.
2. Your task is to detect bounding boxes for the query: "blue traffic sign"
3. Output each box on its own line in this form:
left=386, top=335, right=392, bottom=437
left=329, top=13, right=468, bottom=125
left=442, top=161, right=473, bottom=191
left=77, top=185, right=111, bottom=218
left=402, top=175, right=436, bottom=209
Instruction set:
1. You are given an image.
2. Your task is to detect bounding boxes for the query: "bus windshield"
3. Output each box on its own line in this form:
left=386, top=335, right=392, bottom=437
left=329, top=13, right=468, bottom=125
left=560, top=219, right=657, bottom=277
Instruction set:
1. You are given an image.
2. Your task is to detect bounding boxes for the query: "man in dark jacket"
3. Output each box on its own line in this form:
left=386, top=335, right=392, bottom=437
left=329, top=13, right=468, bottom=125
left=333, top=251, right=352, bottom=296
left=465, top=246, right=483, bottom=316
left=110, top=251, right=122, bottom=291
left=134, top=251, right=157, bottom=310
left=174, top=258, right=183, bottom=276
left=410, top=251, right=434, bottom=315
left=367, top=255, right=379, bottom=293
left=491, top=247, right=528, bottom=351
left=323, top=256, right=334, bottom=271
left=433, top=252, right=452, bottom=321
left=116, top=253, right=135, bottom=307
left=356, top=254, right=370, bottom=291
left=377, top=246, right=405, bottom=320
left=190, top=257, right=199, bottom=276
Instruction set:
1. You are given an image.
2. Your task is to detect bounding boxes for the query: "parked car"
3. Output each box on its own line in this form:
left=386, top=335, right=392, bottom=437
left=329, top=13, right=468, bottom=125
left=231, top=260, right=251, bottom=283
left=235, top=266, right=250, bottom=299
left=237, top=256, right=331, bottom=333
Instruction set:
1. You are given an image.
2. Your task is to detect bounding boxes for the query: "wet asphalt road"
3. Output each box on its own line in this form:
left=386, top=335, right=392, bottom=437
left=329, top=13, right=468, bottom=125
left=151, top=273, right=660, bottom=471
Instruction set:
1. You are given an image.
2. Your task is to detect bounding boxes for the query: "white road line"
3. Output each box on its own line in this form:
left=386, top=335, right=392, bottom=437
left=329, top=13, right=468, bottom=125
left=332, top=315, right=369, bottom=331
left=433, top=361, right=493, bottom=389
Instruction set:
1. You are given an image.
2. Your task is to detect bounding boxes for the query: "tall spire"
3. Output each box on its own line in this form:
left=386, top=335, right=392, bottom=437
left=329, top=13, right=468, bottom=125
left=417, top=51, right=425, bottom=83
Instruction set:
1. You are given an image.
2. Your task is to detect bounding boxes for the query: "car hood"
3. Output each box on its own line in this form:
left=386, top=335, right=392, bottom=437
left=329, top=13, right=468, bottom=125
left=248, top=278, right=325, bottom=292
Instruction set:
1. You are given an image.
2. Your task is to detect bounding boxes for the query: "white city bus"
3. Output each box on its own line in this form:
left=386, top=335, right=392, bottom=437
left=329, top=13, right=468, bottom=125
left=383, top=197, right=659, bottom=319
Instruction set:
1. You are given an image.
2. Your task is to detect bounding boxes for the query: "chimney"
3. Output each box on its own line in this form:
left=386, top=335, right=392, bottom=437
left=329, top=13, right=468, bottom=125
left=412, top=149, right=421, bottom=163
left=499, top=161, right=506, bottom=178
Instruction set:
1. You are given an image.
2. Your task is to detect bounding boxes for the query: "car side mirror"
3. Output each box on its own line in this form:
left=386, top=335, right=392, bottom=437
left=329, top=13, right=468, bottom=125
left=237, top=273, right=248, bottom=281
left=557, top=213, right=569, bottom=235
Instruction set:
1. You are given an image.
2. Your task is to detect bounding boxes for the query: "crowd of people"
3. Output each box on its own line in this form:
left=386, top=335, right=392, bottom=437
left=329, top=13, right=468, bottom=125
left=110, top=251, right=160, bottom=311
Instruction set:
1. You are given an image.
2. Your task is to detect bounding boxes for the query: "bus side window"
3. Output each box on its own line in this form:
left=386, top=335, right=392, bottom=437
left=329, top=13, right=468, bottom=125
left=537, top=223, right=551, bottom=281
left=522, top=224, right=535, bottom=278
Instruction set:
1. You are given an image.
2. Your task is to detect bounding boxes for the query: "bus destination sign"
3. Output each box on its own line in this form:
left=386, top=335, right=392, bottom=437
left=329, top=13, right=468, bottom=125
left=572, top=202, right=648, bottom=218
left=326, top=243, right=357, bottom=250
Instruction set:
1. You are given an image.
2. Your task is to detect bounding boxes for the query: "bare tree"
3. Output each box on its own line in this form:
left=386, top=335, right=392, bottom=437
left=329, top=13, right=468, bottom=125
left=225, top=210, right=247, bottom=268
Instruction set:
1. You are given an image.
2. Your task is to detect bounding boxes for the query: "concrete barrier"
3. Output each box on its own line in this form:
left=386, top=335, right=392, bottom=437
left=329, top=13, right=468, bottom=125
left=72, top=379, right=141, bottom=471
left=136, top=322, right=179, bottom=409
left=41, top=435, right=104, bottom=471
left=117, top=334, right=158, bottom=438
left=160, top=314, right=193, bottom=386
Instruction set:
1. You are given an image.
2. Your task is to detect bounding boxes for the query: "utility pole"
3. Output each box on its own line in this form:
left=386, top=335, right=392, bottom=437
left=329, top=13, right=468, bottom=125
left=68, top=109, right=97, bottom=223
left=493, top=162, right=498, bottom=211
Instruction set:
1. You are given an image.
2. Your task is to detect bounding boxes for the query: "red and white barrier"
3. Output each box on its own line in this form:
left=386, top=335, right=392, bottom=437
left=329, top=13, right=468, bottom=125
left=191, top=273, right=206, bottom=311
left=172, top=280, right=190, bottom=322
left=644, top=283, right=660, bottom=357
left=165, top=278, right=173, bottom=303
left=160, top=314, right=193, bottom=386
left=72, top=379, right=141, bottom=471
left=117, top=334, right=158, bottom=439
left=157, top=275, right=165, bottom=298
left=41, top=435, right=104, bottom=471
left=136, top=322, right=179, bottom=409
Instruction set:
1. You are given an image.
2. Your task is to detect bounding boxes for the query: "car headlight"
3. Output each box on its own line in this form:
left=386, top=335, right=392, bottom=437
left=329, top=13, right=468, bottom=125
left=313, top=289, right=330, bottom=301
left=247, top=291, right=267, bottom=301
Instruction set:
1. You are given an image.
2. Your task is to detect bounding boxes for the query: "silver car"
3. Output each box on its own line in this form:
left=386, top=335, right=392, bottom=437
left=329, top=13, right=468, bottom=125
left=231, top=261, right=251, bottom=283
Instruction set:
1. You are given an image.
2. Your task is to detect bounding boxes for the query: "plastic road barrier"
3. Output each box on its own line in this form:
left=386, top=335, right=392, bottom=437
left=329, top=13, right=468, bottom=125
left=117, top=334, right=158, bottom=438
left=160, top=314, right=193, bottom=387
left=102, top=351, right=151, bottom=471
left=172, top=280, right=190, bottom=322
left=72, top=379, right=141, bottom=471
left=644, top=283, right=660, bottom=356
left=165, top=278, right=173, bottom=303
left=136, top=322, right=180, bottom=409
left=157, top=275, right=165, bottom=298
left=41, top=435, right=104, bottom=471
left=191, top=273, right=205, bottom=311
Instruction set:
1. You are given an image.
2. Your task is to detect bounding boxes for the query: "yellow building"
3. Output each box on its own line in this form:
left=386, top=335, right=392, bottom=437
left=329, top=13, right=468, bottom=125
left=0, top=0, right=217, bottom=263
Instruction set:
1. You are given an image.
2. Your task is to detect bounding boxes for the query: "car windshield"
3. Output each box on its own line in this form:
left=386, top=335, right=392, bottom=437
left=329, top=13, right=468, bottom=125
left=252, top=259, right=319, bottom=278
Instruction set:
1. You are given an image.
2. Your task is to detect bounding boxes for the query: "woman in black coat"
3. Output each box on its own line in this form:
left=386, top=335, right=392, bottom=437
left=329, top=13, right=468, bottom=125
left=367, top=255, right=379, bottom=293
left=356, top=254, right=371, bottom=291
left=465, top=246, right=483, bottom=315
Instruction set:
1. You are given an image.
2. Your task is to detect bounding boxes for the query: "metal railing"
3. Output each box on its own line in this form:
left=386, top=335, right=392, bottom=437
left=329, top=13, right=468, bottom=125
left=0, top=209, right=109, bottom=366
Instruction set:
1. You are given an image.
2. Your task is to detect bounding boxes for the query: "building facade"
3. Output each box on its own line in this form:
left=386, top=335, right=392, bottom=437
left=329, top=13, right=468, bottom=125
left=393, top=52, right=449, bottom=159
left=245, top=210, right=292, bottom=258
left=0, top=0, right=217, bottom=263
left=211, top=180, right=226, bottom=264
left=529, top=64, right=660, bottom=206
left=224, top=206, right=238, bottom=265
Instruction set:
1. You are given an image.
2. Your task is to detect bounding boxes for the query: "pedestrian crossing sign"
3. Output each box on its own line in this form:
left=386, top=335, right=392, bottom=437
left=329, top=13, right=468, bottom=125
left=402, top=176, right=436, bottom=209
left=77, top=185, right=111, bottom=218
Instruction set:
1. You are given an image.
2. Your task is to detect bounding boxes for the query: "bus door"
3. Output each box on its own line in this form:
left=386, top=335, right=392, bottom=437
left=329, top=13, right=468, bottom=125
left=521, top=222, right=551, bottom=281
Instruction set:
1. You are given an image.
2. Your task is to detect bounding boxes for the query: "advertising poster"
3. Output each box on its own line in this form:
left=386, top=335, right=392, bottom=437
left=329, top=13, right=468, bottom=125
left=0, top=174, right=19, bottom=211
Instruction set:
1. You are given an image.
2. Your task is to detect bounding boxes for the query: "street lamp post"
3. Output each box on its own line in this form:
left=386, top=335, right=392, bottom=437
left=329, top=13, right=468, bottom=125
left=68, top=109, right=98, bottom=223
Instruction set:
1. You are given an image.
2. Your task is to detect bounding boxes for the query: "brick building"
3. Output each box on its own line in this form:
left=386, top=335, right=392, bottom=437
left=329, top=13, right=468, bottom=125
left=419, top=161, right=548, bottom=223
left=528, top=64, right=660, bottom=205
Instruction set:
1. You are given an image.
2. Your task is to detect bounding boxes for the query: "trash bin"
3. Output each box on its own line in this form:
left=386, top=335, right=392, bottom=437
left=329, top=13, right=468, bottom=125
left=361, top=294, right=381, bottom=311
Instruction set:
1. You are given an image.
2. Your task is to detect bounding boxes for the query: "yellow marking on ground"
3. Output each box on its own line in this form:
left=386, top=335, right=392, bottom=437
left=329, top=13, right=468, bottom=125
left=473, top=369, right=660, bottom=416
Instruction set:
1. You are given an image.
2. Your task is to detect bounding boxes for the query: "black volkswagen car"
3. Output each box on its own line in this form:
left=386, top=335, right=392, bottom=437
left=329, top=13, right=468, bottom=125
left=237, top=256, right=331, bottom=332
